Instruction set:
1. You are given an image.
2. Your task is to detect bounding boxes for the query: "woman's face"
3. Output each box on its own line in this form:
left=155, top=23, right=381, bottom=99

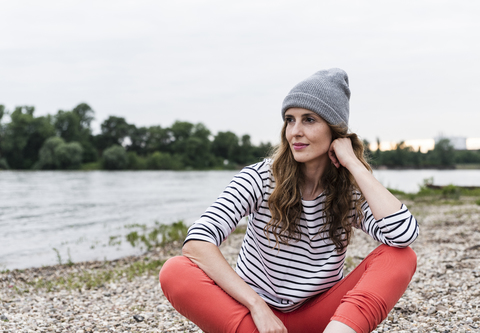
left=284, top=108, right=333, bottom=167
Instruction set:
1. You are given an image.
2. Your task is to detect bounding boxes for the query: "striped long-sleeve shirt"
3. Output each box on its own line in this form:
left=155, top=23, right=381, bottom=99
left=184, top=159, right=419, bottom=312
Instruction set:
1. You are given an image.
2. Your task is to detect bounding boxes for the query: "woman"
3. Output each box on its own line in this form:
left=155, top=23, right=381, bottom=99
left=159, top=68, right=419, bottom=333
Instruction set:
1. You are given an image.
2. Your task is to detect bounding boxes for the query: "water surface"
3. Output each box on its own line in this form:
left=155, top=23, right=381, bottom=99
left=1, top=169, right=479, bottom=269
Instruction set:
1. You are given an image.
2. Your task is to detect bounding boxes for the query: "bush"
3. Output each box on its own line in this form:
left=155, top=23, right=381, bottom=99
left=81, top=141, right=98, bottom=163
left=37, top=137, right=83, bottom=169
left=441, top=184, right=461, bottom=200
left=54, top=142, right=83, bottom=169
left=147, top=151, right=183, bottom=170
left=0, top=158, right=9, bottom=170
left=38, top=137, right=65, bottom=169
left=102, top=145, right=128, bottom=170
left=127, top=151, right=147, bottom=170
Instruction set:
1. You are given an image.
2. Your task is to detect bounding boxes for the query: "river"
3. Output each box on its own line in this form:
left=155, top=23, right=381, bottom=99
left=1, top=169, right=479, bottom=270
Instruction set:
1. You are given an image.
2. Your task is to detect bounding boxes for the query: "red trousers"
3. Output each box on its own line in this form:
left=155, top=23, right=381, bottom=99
left=159, top=244, right=416, bottom=333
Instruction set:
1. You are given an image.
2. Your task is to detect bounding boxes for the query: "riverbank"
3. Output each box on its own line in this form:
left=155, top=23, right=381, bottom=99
left=1, top=196, right=480, bottom=332
left=373, top=163, right=480, bottom=170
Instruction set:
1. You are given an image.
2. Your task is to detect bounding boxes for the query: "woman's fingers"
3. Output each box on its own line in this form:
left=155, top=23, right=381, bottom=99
left=250, top=302, right=288, bottom=333
left=329, top=138, right=357, bottom=169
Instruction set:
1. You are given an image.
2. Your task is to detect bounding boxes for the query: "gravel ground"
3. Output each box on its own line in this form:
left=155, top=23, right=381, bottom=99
left=1, top=197, right=480, bottom=332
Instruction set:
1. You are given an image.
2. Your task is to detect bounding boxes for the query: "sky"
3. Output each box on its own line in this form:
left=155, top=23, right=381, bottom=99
left=1, top=0, right=479, bottom=147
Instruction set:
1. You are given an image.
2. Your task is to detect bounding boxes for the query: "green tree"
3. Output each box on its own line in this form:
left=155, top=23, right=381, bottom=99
left=102, top=145, right=128, bottom=170
left=236, top=134, right=255, bottom=164
left=184, top=124, right=217, bottom=168
left=1, top=106, right=55, bottom=169
left=167, top=121, right=217, bottom=168
left=54, top=110, right=81, bottom=142
left=428, top=139, right=455, bottom=167
left=170, top=121, right=194, bottom=142
left=212, top=131, right=239, bottom=163
left=0, top=158, right=8, bottom=170
left=0, top=105, right=6, bottom=163
left=144, top=126, right=171, bottom=155
left=53, top=104, right=96, bottom=163
left=252, top=142, right=273, bottom=162
left=95, top=116, right=130, bottom=152
left=0, top=106, right=8, bottom=170
left=393, top=141, right=414, bottom=167
left=127, top=126, right=148, bottom=155
left=72, top=103, right=94, bottom=131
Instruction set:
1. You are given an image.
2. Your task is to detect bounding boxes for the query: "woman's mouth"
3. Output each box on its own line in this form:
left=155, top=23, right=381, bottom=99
left=293, top=143, right=309, bottom=150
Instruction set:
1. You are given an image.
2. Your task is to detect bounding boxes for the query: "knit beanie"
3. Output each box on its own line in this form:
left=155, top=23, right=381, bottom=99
left=281, top=68, right=350, bottom=127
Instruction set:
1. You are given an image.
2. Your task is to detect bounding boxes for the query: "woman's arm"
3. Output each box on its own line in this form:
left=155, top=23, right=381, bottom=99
left=328, top=138, right=401, bottom=220
left=182, top=161, right=287, bottom=332
left=182, top=240, right=287, bottom=333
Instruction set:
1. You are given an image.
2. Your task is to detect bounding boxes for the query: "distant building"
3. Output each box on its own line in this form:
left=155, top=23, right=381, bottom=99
left=434, top=135, right=467, bottom=150
left=466, top=138, right=480, bottom=150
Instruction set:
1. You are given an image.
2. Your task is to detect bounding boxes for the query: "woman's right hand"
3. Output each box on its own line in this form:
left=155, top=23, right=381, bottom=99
left=183, top=241, right=287, bottom=332
left=250, top=301, right=288, bottom=333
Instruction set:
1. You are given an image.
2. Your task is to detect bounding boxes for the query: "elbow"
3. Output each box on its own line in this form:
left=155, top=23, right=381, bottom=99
left=182, top=240, right=195, bottom=259
left=386, top=230, right=419, bottom=248
left=182, top=240, right=215, bottom=261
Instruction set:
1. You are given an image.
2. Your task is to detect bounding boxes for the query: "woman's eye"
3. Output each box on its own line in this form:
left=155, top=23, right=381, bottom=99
left=285, top=117, right=294, bottom=123
left=305, top=117, right=315, bottom=123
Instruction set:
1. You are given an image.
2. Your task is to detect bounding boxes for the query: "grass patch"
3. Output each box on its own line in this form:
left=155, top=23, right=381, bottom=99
left=17, top=221, right=190, bottom=294
left=80, top=161, right=102, bottom=170
left=124, top=223, right=147, bottom=230
left=108, top=235, right=121, bottom=246
left=387, top=188, right=407, bottom=196
left=455, top=164, right=480, bottom=169
left=389, top=179, right=480, bottom=204
left=125, top=220, right=189, bottom=250
left=28, top=258, right=167, bottom=293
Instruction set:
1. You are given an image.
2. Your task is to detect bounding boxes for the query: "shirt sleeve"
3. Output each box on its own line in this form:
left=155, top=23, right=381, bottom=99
left=359, top=201, right=419, bottom=248
left=184, top=161, right=267, bottom=247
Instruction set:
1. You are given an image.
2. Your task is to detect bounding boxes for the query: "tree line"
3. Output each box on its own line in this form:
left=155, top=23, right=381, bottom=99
left=1, top=103, right=479, bottom=171
left=365, top=139, right=480, bottom=168
left=0, top=103, right=272, bottom=170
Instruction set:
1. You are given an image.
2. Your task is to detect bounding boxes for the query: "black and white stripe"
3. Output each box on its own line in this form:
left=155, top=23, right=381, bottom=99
left=185, top=159, right=419, bottom=311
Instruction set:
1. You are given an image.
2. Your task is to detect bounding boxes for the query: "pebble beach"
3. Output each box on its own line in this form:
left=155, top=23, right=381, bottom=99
left=1, top=196, right=480, bottom=332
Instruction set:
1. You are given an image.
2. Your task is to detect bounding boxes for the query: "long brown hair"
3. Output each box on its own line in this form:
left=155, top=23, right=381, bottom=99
left=266, top=121, right=372, bottom=252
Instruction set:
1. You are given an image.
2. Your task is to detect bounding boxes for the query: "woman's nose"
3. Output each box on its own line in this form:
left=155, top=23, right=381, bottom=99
left=291, top=122, right=303, bottom=136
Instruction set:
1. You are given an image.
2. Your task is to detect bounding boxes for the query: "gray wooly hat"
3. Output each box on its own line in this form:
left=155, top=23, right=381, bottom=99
left=281, top=68, right=350, bottom=127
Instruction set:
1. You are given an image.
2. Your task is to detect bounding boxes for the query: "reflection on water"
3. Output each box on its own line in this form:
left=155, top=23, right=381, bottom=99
left=1, top=169, right=479, bottom=269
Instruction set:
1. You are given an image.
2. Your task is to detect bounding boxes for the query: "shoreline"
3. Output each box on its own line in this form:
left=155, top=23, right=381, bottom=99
left=2, top=197, right=480, bottom=332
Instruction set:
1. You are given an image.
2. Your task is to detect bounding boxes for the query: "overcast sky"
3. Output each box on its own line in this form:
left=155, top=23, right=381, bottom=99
left=1, top=0, right=479, bottom=146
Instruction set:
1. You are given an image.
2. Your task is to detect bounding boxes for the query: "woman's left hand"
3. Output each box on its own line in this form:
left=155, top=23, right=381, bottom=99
left=328, top=138, right=360, bottom=170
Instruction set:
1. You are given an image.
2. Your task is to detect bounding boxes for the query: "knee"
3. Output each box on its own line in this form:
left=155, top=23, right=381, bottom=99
left=159, top=256, right=193, bottom=295
left=379, top=245, right=417, bottom=278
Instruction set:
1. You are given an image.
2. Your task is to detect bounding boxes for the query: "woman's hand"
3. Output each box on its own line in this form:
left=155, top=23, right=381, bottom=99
left=249, top=301, right=288, bottom=333
left=184, top=241, right=287, bottom=332
left=328, top=137, right=402, bottom=220
left=328, top=137, right=361, bottom=170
